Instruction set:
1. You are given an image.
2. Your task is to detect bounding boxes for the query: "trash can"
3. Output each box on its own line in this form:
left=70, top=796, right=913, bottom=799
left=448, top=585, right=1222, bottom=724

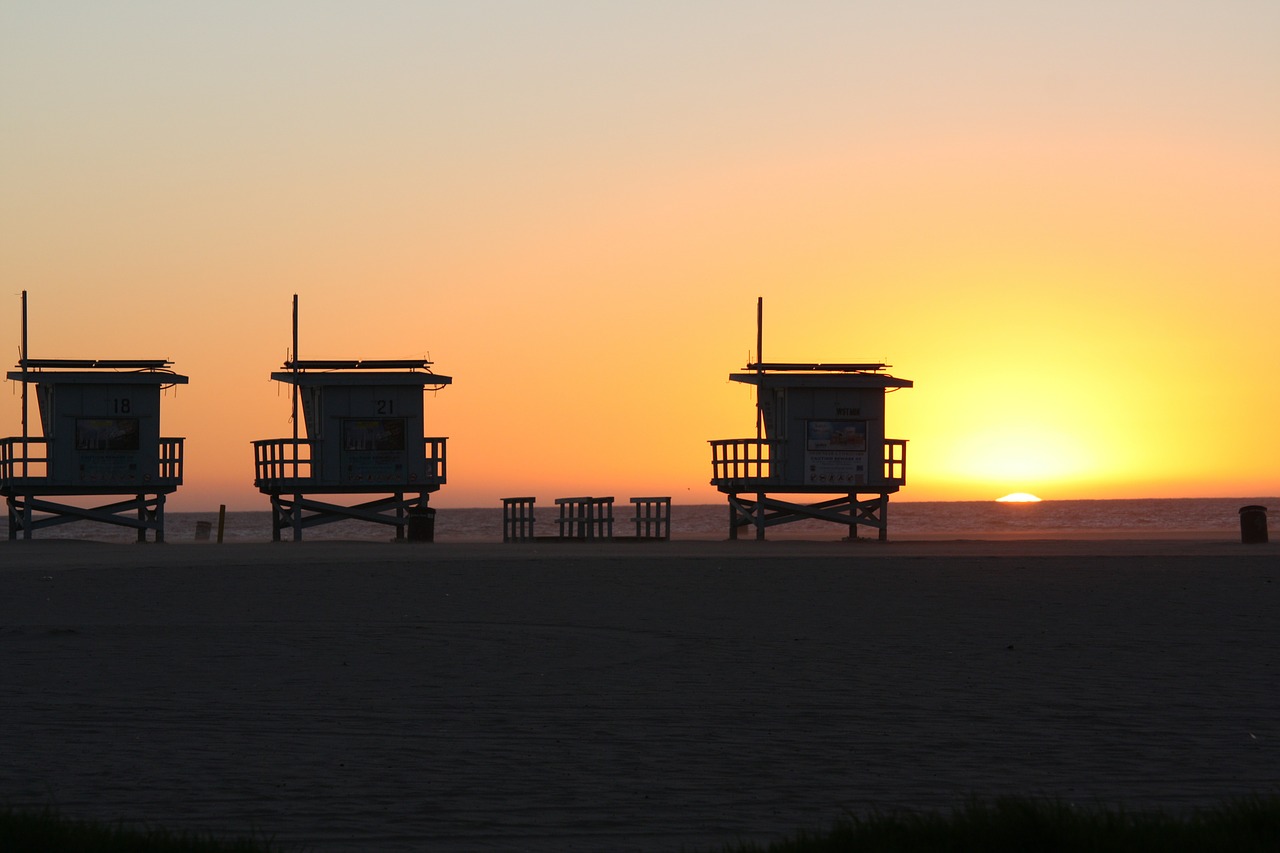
left=407, top=507, right=436, bottom=542
left=1238, top=505, right=1268, bottom=544
left=194, top=521, right=212, bottom=541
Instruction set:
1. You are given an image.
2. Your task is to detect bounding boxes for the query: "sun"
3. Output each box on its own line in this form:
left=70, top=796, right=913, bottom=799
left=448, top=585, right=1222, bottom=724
left=996, top=492, right=1042, bottom=503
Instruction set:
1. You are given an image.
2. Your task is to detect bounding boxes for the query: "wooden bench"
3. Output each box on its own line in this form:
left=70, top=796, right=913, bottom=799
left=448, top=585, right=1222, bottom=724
left=501, top=496, right=537, bottom=542
left=629, top=496, right=671, bottom=540
left=555, top=496, right=614, bottom=540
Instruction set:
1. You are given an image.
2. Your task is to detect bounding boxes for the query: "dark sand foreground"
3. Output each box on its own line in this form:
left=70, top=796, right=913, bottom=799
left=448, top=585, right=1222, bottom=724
left=2, top=538, right=1277, bottom=851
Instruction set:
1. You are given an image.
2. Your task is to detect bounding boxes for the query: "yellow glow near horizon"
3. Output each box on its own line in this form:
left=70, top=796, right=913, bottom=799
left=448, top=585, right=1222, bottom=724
left=996, top=493, right=1043, bottom=503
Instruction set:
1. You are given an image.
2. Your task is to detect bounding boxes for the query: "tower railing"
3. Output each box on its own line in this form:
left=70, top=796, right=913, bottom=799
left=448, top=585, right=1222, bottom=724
left=0, top=437, right=48, bottom=483
left=252, top=437, right=448, bottom=490
left=252, top=438, right=315, bottom=487
left=884, top=438, right=907, bottom=486
left=709, top=438, right=781, bottom=486
left=422, top=437, right=447, bottom=483
left=158, top=438, right=185, bottom=484
left=0, top=436, right=184, bottom=487
left=711, top=437, right=908, bottom=489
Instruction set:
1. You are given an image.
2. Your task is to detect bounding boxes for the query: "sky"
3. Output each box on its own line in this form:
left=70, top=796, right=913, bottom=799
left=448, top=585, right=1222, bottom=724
left=2, top=1, right=1278, bottom=511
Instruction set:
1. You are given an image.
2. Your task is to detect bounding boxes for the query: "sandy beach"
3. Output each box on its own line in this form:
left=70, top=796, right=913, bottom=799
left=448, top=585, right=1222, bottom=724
left=2, top=537, right=1276, bottom=852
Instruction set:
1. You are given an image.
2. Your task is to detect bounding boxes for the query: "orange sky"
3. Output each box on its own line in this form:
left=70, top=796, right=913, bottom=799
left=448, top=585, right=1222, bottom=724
left=2, top=2, right=1277, bottom=510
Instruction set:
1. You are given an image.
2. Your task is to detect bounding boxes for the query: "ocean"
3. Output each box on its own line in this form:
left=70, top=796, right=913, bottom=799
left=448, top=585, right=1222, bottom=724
left=6, top=497, right=1274, bottom=544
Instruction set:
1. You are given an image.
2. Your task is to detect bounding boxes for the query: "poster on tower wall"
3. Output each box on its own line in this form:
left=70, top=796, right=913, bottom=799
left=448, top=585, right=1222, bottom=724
left=804, top=420, right=868, bottom=486
left=341, top=418, right=408, bottom=484
left=75, top=418, right=142, bottom=483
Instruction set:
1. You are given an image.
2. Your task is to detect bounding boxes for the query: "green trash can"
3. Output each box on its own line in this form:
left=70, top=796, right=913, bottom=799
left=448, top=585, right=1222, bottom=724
left=407, top=507, right=436, bottom=542
left=1238, top=505, right=1268, bottom=544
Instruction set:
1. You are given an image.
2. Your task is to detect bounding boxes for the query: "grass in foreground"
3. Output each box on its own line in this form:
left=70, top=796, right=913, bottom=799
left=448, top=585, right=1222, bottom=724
left=6, top=796, right=1278, bottom=852
left=717, top=796, right=1280, bottom=852
left=0, top=808, right=284, bottom=852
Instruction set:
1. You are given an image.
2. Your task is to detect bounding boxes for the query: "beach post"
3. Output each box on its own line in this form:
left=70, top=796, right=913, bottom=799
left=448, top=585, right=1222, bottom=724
left=1238, top=505, right=1268, bottom=544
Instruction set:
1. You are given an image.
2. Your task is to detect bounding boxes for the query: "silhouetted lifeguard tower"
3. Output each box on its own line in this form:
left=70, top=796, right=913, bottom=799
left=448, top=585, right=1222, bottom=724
left=252, top=297, right=451, bottom=541
left=1, top=293, right=188, bottom=541
left=709, top=300, right=912, bottom=540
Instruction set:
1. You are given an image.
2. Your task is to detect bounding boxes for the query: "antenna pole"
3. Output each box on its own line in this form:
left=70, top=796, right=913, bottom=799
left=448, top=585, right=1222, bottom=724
left=755, top=297, right=763, bottom=444
left=20, top=290, right=28, bottom=478
left=291, top=294, right=299, bottom=479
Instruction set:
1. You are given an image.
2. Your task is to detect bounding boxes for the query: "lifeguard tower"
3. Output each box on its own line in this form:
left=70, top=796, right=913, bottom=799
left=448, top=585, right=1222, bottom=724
left=1, top=294, right=188, bottom=541
left=252, top=297, right=451, bottom=541
left=709, top=301, right=912, bottom=540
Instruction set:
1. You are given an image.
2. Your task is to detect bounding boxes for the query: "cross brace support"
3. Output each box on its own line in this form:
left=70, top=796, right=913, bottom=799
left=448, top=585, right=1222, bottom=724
left=726, top=492, right=890, bottom=541
left=6, top=493, right=169, bottom=542
left=268, top=492, right=430, bottom=542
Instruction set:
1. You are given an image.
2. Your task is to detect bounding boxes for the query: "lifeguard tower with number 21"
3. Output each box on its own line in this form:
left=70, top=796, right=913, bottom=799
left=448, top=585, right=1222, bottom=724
left=1, top=292, right=188, bottom=541
left=252, top=297, right=452, bottom=541
left=709, top=300, right=912, bottom=540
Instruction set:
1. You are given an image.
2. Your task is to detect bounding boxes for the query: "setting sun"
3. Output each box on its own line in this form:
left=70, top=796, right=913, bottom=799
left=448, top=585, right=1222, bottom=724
left=996, top=493, right=1043, bottom=503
